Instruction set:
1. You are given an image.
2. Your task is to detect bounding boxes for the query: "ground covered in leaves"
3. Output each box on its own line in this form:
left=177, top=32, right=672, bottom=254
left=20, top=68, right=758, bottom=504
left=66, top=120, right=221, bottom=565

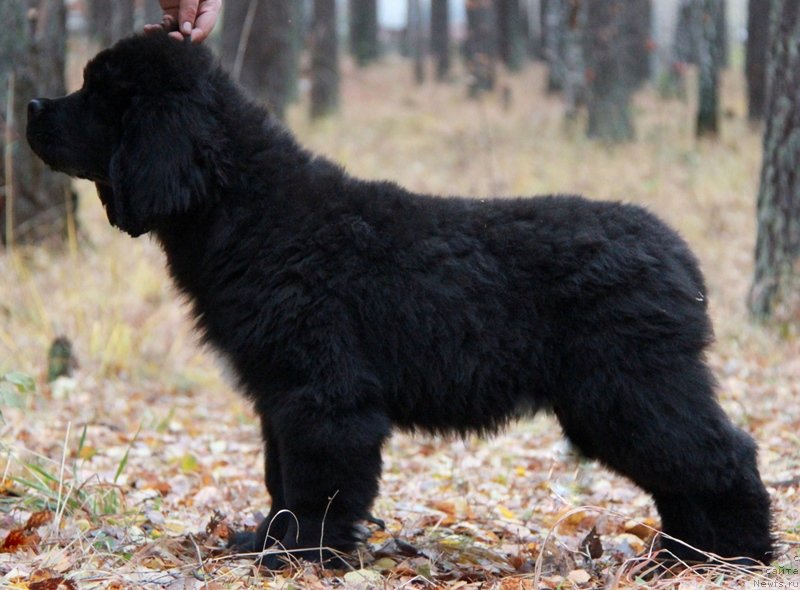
left=1, top=46, right=798, bottom=589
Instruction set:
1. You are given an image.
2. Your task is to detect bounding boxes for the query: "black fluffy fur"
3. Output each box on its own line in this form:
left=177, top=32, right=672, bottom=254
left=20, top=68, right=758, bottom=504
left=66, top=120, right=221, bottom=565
left=26, top=33, right=773, bottom=568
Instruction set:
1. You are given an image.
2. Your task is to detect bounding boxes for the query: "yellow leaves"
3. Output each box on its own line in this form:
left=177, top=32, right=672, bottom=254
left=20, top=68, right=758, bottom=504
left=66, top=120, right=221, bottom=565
left=496, top=504, right=517, bottom=520
left=623, top=517, right=658, bottom=541
left=0, top=479, right=22, bottom=497
left=178, top=453, right=199, bottom=473
left=546, top=508, right=595, bottom=535
left=428, top=497, right=475, bottom=525
left=438, top=534, right=471, bottom=549
left=367, top=528, right=393, bottom=545
left=77, top=444, right=96, bottom=460
left=499, top=579, right=536, bottom=590
left=1, top=569, right=79, bottom=590
left=162, top=519, right=186, bottom=536
left=372, top=557, right=397, bottom=571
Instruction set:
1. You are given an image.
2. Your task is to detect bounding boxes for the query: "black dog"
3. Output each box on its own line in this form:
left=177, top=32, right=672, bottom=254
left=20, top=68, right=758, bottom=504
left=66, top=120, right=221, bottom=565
left=26, top=34, right=772, bottom=568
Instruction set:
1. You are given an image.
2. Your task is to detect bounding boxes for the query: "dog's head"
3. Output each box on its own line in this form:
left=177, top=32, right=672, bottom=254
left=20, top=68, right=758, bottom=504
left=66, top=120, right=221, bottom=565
left=26, top=33, right=227, bottom=237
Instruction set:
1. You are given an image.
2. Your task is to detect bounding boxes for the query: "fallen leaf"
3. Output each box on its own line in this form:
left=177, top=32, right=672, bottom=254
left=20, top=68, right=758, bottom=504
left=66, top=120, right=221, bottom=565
left=78, top=444, right=97, bottom=460
left=1, top=529, right=41, bottom=553
left=26, top=511, right=55, bottom=530
left=372, top=556, right=397, bottom=570
left=623, top=518, right=657, bottom=541
left=567, top=568, right=591, bottom=584
left=343, top=568, right=383, bottom=585
left=613, top=533, right=646, bottom=556
left=579, top=526, right=604, bottom=561
left=497, top=505, right=516, bottom=520
left=179, top=453, right=199, bottom=473
left=29, top=577, right=78, bottom=590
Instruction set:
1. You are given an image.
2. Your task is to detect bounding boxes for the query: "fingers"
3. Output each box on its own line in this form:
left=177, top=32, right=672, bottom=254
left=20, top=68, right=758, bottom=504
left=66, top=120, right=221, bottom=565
left=145, top=1, right=178, bottom=34
left=190, top=0, right=222, bottom=43
left=144, top=0, right=220, bottom=43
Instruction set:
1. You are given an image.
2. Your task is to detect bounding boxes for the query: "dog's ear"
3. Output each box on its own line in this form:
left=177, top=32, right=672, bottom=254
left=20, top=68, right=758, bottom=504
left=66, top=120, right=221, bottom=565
left=107, top=96, right=223, bottom=237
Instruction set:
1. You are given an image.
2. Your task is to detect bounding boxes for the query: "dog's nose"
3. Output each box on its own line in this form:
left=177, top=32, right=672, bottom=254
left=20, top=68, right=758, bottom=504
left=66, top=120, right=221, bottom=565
left=27, top=98, right=46, bottom=120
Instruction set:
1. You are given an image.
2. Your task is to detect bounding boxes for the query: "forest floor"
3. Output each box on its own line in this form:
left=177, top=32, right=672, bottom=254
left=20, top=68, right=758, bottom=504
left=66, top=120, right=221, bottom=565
left=0, top=46, right=798, bottom=589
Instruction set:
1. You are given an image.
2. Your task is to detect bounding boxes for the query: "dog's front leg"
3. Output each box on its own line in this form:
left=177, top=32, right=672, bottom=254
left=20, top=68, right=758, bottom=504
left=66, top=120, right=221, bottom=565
left=255, top=399, right=390, bottom=569
left=229, top=416, right=289, bottom=553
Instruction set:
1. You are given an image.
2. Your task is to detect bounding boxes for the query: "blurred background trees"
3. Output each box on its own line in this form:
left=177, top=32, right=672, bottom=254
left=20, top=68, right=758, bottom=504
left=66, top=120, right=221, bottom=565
left=408, top=0, right=425, bottom=84
left=749, top=0, right=800, bottom=321
left=745, top=0, right=770, bottom=122
left=496, top=0, right=525, bottom=73
left=430, top=0, right=451, bottom=81
left=1, top=0, right=71, bottom=246
left=349, top=0, right=379, bottom=66
left=2, top=0, right=798, bottom=323
left=310, top=0, right=340, bottom=119
left=220, top=0, right=298, bottom=120
left=465, top=0, right=497, bottom=97
left=584, top=0, right=635, bottom=142
left=694, top=0, right=725, bottom=137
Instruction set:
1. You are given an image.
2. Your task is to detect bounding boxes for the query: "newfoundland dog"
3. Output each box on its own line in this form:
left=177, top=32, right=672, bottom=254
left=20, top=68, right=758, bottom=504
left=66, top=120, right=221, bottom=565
left=26, top=33, right=772, bottom=568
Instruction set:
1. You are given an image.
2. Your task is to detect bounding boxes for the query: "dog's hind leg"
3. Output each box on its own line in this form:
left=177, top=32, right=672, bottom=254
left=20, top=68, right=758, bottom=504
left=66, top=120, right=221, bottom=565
left=553, top=354, right=773, bottom=565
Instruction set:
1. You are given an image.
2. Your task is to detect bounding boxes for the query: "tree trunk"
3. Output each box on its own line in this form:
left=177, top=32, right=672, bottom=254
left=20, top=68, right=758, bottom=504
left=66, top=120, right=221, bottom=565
left=349, top=0, right=379, bottom=67
left=748, top=1, right=800, bottom=321
left=519, top=0, right=535, bottom=59
left=562, top=0, right=586, bottom=120
left=86, top=0, right=111, bottom=46
left=220, top=0, right=298, bottom=121
left=675, top=0, right=726, bottom=67
left=408, top=0, right=425, bottom=84
left=310, top=0, right=339, bottom=119
left=496, top=0, right=525, bottom=72
left=674, top=0, right=697, bottom=64
left=220, top=1, right=250, bottom=71
left=1, top=0, right=72, bottom=246
left=465, top=0, right=497, bottom=98
left=112, top=1, right=135, bottom=42
left=664, top=0, right=695, bottom=99
left=585, top=0, right=635, bottom=142
left=746, top=0, right=770, bottom=122
left=626, top=0, right=653, bottom=87
left=541, top=0, right=566, bottom=92
left=695, top=0, right=723, bottom=138
left=716, top=0, right=728, bottom=68
left=430, top=0, right=450, bottom=81
left=87, top=0, right=135, bottom=46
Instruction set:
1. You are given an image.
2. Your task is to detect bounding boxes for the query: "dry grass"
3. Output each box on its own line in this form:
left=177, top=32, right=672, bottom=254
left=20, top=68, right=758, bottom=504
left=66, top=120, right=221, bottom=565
left=0, top=50, right=798, bottom=588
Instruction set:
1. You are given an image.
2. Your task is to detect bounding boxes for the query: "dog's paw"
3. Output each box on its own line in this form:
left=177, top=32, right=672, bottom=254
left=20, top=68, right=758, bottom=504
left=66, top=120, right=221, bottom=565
left=256, top=552, right=292, bottom=571
left=228, top=530, right=278, bottom=554
left=250, top=547, right=349, bottom=571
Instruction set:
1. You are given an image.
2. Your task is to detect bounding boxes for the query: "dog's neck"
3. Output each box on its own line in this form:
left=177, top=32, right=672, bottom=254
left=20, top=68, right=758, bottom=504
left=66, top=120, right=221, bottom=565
left=152, top=103, right=349, bottom=302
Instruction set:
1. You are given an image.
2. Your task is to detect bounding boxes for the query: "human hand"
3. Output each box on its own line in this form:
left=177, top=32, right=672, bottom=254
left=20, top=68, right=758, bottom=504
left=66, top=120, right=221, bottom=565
left=144, top=0, right=222, bottom=43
